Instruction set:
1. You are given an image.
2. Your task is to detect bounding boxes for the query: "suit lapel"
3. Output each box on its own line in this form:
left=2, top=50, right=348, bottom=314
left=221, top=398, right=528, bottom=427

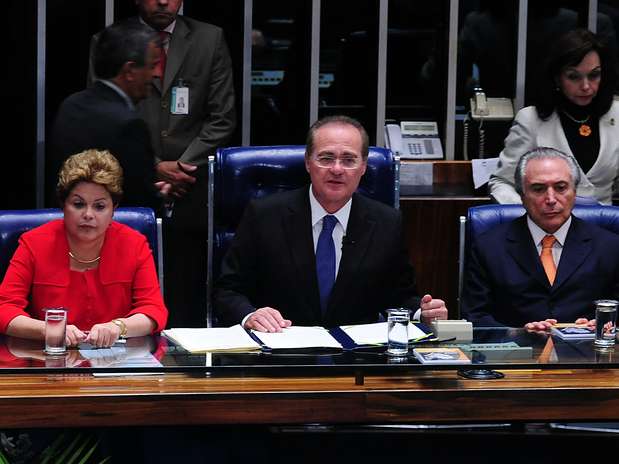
left=553, top=218, right=593, bottom=292
left=506, top=216, right=550, bottom=288
left=328, top=194, right=375, bottom=315
left=282, top=189, right=322, bottom=320
left=162, top=16, right=191, bottom=96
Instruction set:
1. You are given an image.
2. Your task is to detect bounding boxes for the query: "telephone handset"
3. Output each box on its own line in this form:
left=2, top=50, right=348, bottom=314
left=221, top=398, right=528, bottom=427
left=470, top=88, right=514, bottom=121
left=464, top=88, right=515, bottom=159
left=384, top=121, right=443, bottom=160
left=472, top=89, right=489, bottom=116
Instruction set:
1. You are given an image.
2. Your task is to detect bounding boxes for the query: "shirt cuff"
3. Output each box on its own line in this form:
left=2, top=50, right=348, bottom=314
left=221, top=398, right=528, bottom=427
left=412, top=308, right=421, bottom=321
left=241, top=312, right=254, bottom=328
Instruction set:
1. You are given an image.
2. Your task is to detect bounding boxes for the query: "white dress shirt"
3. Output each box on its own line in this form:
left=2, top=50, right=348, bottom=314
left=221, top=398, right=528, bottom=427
left=527, top=215, right=572, bottom=266
left=308, top=186, right=351, bottom=277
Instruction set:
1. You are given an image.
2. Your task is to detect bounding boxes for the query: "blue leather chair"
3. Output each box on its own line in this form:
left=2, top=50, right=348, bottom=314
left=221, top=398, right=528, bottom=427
left=206, top=145, right=400, bottom=326
left=458, top=204, right=619, bottom=314
left=0, top=207, right=163, bottom=287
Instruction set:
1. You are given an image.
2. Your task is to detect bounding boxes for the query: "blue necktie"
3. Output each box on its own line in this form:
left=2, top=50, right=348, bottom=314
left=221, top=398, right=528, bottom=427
left=316, top=215, right=337, bottom=314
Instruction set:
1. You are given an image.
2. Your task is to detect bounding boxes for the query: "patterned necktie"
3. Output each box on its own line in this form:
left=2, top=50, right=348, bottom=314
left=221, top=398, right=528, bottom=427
left=316, top=215, right=337, bottom=315
left=540, top=235, right=557, bottom=285
left=154, top=31, right=170, bottom=84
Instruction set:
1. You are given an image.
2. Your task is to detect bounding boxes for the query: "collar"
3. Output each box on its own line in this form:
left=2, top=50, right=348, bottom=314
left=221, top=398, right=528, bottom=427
left=139, top=16, right=177, bottom=35
left=309, top=186, right=352, bottom=230
left=527, top=215, right=572, bottom=247
left=98, top=80, right=134, bottom=110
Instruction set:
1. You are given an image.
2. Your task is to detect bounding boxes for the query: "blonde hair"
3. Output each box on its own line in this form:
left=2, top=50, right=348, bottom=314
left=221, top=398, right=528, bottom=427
left=57, top=149, right=123, bottom=205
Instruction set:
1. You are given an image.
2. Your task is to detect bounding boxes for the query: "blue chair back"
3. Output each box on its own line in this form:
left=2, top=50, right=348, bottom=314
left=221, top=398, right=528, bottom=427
left=207, top=145, right=399, bottom=326
left=458, top=204, right=619, bottom=314
left=0, top=207, right=161, bottom=281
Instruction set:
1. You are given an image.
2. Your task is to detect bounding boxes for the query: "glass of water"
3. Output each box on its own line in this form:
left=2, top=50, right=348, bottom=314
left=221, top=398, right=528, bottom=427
left=594, top=300, right=618, bottom=349
left=45, top=308, right=67, bottom=355
left=387, top=308, right=410, bottom=356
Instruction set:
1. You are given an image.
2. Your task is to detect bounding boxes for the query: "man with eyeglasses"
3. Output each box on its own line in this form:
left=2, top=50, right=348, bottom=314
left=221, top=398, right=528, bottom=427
left=215, top=115, right=448, bottom=332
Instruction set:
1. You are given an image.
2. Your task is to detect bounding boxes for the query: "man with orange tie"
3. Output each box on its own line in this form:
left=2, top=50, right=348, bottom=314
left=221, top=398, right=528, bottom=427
left=461, top=147, right=619, bottom=328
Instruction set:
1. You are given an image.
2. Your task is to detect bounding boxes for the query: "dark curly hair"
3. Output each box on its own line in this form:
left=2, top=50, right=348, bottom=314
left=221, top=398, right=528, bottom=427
left=535, top=28, right=618, bottom=120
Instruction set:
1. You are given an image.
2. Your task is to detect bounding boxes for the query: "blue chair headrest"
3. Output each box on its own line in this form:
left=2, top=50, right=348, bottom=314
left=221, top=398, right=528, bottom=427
left=214, top=146, right=396, bottom=229
left=0, top=207, right=157, bottom=280
left=467, top=204, right=619, bottom=239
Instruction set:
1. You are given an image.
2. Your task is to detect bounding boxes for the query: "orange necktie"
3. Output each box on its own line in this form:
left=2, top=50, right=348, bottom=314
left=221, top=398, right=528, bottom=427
left=540, top=235, right=557, bottom=285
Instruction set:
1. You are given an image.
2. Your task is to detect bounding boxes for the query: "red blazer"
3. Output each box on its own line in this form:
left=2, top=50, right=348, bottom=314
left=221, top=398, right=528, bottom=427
left=0, top=220, right=168, bottom=333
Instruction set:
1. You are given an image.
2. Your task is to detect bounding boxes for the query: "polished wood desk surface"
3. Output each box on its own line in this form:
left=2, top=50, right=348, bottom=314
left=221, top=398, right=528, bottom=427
left=1, top=328, right=619, bottom=428
left=1, top=369, right=619, bottom=428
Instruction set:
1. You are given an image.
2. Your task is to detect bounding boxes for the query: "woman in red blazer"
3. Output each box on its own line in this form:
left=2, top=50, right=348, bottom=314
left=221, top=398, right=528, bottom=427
left=0, top=150, right=168, bottom=347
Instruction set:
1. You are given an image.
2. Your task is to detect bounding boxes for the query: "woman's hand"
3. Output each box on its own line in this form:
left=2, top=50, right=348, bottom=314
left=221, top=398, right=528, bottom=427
left=65, top=325, right=87, bottom=347
left=85, top=322, right=121, bottom=348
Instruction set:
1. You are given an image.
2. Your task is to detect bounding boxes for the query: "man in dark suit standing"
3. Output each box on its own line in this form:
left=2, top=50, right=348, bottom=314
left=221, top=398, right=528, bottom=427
left=461, top=147, right=619, bottom=329
left=88, top=0, right=236, bottom=327
left=51, top=22, right=161, bottom=209
left=215, top=115, right=447, bottom=332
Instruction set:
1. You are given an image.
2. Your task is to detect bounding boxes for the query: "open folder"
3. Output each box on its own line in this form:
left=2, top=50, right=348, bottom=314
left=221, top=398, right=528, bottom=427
left=163, top=322, right=433, bottom=354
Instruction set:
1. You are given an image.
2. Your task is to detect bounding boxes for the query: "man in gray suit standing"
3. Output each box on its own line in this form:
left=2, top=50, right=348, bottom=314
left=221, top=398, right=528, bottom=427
left=90, top=0, right=236, bottom=326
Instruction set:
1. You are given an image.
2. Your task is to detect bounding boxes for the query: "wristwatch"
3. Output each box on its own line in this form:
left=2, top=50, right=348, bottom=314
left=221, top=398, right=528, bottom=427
left=111, top=319, right=128, bottom=338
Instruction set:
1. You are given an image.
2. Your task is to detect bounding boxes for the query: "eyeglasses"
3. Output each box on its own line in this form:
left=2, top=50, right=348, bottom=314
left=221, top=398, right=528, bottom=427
left=312, top=154, right=363, bottom=170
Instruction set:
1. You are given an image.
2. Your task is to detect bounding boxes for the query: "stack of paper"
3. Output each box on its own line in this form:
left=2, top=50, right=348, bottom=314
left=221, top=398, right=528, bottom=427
left=341, top=322, right=430, bottom=345
left=253, top=326, right=343, bottom=350
left=162, top=325, right=261, bottom=353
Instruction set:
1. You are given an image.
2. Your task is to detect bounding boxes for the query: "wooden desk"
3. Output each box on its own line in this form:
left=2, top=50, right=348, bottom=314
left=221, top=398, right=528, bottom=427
left=2, top=368, right=619, bottom=428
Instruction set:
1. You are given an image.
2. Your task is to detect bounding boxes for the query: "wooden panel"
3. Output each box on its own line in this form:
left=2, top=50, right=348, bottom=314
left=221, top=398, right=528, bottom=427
left=433, top=161, right=473, bottom=186
left=1, top=369, right=619, bottom=428
left=400, top=197, right=489, bottom=316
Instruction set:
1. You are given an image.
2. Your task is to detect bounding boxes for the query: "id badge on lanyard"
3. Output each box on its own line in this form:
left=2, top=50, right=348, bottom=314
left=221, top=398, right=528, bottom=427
left=171, top=78, right=189, bottom=115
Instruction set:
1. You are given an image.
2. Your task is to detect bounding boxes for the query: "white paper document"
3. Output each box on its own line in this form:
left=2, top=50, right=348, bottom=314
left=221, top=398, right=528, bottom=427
left=471, top=157, right=499, bottom=189
left=254, top=326, right=342, bottom=350
left=162, top=325, right=261, bottom=353
left=341, top=322, right=429, bottom=345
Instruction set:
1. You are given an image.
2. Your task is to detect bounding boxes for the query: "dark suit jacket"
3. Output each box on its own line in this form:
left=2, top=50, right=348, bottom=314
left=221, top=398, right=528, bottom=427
left=214, top=187, right=421, bottom=327
left=461, top=215, right=619, bottom=327
left=50, top=81, right=159, bottom=209
left=89, top=16, right=236, bottom=228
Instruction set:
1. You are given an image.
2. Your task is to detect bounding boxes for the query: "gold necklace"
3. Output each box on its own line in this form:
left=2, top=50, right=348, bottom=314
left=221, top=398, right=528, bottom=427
left=68, top=251, right=101, bottom=264
left=562, top=110, right=592, bottom=137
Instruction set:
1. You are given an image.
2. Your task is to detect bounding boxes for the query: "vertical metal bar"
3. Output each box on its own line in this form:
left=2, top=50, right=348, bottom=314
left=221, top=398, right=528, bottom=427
left=515, top=0, right=528, bottom=112
left=394, top=155, right=400, bottom=210
left=206, top=156, right=215, bottom=327
left=36, top=0, right=46, bottom=208
left=457, top=215, right=466, bottom=317
left=309, top=0, right=321, bottom=126
left=105, top=0, right=114, bottom=25
left=156, top=218, right=164, bottom=294
left=588, top=0, right=598, bottom=33
left=444, top=0, right=459, bottom=161
left=375, top=0, right=388, bottom=146
left=242, top=0, right=253, bottom=146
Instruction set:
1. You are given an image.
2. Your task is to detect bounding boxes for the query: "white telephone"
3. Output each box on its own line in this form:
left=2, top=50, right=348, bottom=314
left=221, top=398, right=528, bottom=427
left=384, top=121, right=443, bottom=160
left=470, top=88, right=514, bottom=121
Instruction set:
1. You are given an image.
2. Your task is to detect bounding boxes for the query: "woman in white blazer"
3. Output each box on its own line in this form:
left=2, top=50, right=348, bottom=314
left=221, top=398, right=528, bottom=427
left=490, top=29, right=619, bottom=205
